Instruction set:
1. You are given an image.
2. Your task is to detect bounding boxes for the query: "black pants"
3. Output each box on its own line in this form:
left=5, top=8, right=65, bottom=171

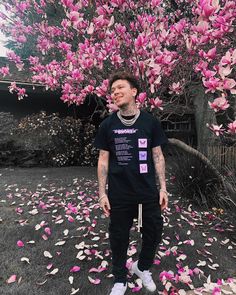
left=109, top=202, right=163, bottom=284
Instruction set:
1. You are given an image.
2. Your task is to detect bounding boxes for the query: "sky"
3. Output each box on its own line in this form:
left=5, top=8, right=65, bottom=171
left=0, top=4, right=8, bottom=57
left=0, top=31, right=7, bottom=56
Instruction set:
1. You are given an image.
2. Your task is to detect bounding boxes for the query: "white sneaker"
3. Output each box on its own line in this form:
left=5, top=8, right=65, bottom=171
left=109, top=283, right=127, bottom=295
left=131, top=261, right=156, bottom=292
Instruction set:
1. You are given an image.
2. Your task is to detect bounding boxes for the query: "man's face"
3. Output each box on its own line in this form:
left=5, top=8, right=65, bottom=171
left=111, top=79, right=137, bottom=108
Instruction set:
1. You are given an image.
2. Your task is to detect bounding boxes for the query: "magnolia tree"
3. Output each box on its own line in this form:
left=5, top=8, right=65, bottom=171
left=0, top=0, right=236, bottom=139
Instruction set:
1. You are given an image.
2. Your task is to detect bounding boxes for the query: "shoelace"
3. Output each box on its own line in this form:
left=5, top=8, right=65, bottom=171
left=142, top=270, right=153, bottom=284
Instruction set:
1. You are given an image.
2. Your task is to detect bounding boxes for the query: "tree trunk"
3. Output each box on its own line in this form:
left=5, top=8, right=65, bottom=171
left=189, top=83, right=217, bottom=154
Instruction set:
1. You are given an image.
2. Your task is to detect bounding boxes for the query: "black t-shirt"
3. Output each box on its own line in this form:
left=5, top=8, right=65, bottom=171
left=94, top=111, right=168, bottom=205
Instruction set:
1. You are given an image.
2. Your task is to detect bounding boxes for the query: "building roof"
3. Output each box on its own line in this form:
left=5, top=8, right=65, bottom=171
left=0, top=56, right=43, bottom=87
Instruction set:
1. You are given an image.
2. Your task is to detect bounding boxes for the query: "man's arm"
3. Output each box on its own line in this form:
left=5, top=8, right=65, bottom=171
left=152, top=146, right=168, bottom=210
left=97, top=149, right=110, bottom=216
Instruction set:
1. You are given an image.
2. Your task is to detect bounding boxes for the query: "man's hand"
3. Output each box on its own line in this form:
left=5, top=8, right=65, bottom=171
left=99, top=194, right=111, bottom=217
left=159, top=190, right=168, bottom=211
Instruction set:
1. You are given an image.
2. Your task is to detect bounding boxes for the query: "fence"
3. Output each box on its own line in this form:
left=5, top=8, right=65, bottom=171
left=206, top=145, right=236, bottom=171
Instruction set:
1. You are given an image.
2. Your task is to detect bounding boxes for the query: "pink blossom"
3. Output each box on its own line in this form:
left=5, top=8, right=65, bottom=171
left=149, top=97, right=163, bottom=110
left=227, top=121, right=236, bottom=134
left=136, top=92, right=147, bottom=107
left=223, top=78, right=236, bottom=93
left=208, top=124, right=225, bottom=136
left=203, top=77, right=221, bottom=93
left=169, top=82, right=183, bottom=95
left=208, top=96, right=230, bottom=112
left=0, top=66, right=10, bottom=77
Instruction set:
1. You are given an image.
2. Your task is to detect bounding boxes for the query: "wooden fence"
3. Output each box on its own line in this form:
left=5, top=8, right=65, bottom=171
left=206, top=145, right=236, bottom=170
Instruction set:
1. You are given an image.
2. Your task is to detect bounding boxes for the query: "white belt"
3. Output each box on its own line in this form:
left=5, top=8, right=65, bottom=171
left=138, top=203, right=142, bottom=232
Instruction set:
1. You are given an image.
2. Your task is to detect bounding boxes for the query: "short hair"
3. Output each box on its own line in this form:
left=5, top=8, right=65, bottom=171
left=109, top=70, right=140, bottom=97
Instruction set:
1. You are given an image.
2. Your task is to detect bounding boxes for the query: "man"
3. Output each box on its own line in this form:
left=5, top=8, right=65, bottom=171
left=94, top=71, right=168, bottom=295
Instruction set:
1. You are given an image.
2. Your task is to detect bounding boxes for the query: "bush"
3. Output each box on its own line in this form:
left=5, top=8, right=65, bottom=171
left=12, top=111, right=98, bottom=167
left=167, top=145, right=228, bottom=210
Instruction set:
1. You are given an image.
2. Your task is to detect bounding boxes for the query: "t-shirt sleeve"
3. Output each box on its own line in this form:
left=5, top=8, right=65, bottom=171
left=151, top=117, right=168, bottom=148
left=94, top=119, right=110, bottom=151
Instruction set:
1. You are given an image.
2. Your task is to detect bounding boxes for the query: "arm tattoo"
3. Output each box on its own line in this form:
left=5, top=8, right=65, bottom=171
left=97, top=150, right=109, bottom=196
left=152, top=147, right=166, bottom=190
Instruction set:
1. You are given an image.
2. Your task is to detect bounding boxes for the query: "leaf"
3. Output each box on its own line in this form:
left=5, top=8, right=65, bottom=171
left=44, top=251, right=53, bottom=258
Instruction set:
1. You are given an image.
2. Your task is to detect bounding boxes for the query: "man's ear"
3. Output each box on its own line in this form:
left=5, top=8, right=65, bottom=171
left=132, top=88, right=138, bottom=98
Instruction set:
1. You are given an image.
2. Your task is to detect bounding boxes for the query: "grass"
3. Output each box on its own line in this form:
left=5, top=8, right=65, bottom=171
left=0, top=166, right=235, bottom=295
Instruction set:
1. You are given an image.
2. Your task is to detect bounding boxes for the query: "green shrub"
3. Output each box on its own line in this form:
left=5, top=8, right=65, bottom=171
left=12, top=111, right=98, bottom=167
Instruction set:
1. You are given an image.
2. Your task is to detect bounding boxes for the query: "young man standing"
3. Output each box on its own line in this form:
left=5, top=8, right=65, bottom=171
left=94, top=71, right=168, bottom=295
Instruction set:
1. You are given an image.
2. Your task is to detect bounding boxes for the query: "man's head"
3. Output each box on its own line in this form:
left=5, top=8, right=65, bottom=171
left=109, top=71, right=140, bottom=109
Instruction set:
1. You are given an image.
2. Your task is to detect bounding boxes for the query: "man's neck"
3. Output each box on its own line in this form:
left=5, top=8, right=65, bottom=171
left=119, top=103, right=138, bottom=116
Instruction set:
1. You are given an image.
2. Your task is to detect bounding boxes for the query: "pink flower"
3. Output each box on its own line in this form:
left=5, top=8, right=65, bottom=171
left=149, top=97, right=163, bottom=110
left=227, top=121, right=236, bottom=134
left=208, top=96, right=229, bottom=112
left=136, top=92, right=147, bottom=107
left=69, top=11, right=81, bottom=22
left=169, top=82, right=182, bottom=95
left=0, top=66, right=10, bottom=77
left=208, top=124, right=225, bottom=136
left=203, top=77, right=220, bottom=93
left=223, top=78, right=236, bottom=93
left=17, top=240, right=24, bottom=247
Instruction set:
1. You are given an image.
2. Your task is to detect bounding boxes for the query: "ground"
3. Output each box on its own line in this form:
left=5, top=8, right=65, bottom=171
left=0, top=166, right=235, bottom=295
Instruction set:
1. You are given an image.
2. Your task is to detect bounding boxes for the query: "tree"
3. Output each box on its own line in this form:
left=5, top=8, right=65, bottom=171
left=0, top=0, right=235, bottom=141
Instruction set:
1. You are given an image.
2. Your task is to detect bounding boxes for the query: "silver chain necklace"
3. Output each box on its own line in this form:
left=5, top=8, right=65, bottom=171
left=117, top=109, right=140, bottom=126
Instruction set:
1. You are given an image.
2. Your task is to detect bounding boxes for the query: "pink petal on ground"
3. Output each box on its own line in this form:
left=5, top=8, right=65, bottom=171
left=89, top=267, right=107, bottom=273
left=132, top=286, right=142, bottom=292
left=153, top=259, right=161, bottom=265
left=70, top=266, right=81, bottom=273
left=42, top=234, right=48, bottom=240
left=88, top=276, right=101, bottom=284
left=17, top=240, right=24, bottom=247
left=6, top=275, right=17, bottom=284
left=44, top=227, right=51, bottom=235
left=47, top=263, right=53, bottom=270
left=68, top=216, right=74, bottom=222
